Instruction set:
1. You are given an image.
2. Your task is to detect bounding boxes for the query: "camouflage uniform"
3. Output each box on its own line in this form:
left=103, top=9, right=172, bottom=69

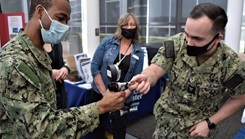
left=151, top=32, right=245, bottom=139
left=0, top=32, right=99, bottom=139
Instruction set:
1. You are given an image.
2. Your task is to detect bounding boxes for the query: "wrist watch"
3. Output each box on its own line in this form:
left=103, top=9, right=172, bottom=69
left=205, top=118, right=216, bottom=129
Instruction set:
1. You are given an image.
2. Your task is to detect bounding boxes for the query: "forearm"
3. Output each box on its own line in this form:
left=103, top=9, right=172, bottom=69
left=142, top=64, right=166, bottom=87
left=124, top=89, right=131, bottom=98
left=210, top=94, right=245, bottom=124
left=93, top=74, right=107, bottom=95
left=2, top=95, right=99, bottom=138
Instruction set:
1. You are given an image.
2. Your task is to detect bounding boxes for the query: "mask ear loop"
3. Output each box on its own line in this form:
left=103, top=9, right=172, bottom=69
left=42, top=7, right=53, bottom=21
left=39, top=7, right=53, bottom=30
left=39, top=20, right=44, bottom=28
left=206, top=33, right=220, bottom=51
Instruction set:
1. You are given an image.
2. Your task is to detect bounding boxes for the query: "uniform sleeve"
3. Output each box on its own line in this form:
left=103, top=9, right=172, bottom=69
left=151, top=45, right=172, bottom=72
left=222, top=52, right=245, bottom=96
left=0, top=57, right=100, bottom=139
left=151, top=33, right=185, bottom=72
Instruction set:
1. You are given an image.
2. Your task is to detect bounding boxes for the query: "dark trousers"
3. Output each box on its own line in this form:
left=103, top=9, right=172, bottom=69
left=89, top=89, right=128, bottom=139
left=110, top=111, right=128, bottom=139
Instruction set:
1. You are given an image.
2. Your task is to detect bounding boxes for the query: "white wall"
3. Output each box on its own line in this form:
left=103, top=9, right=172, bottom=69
left=225, top=0, right=244, bottom=53
left=81, top=0, right=100, bottom=58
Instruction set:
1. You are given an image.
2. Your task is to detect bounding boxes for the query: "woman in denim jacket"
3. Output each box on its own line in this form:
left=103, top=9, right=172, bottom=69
left=90, top=13, right=144, bottom=139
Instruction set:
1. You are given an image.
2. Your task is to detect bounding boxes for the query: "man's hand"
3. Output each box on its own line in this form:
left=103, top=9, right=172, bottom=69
left=189, top=120, right=209, bottom=138
left=129, top=74, right=151, bottom=94
left=52, top=67, right=69, bottom=82
left=57, top=67, right=69, bottom=80
left=97, top=89, right=126, bottom=114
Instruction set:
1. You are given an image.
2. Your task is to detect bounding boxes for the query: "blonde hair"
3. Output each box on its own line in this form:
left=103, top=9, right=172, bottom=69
left=113, top=13, right=140, bottom=42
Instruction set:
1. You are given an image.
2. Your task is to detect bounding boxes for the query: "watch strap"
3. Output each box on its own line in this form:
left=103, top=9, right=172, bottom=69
left=205, top=118, right=216, bottom=129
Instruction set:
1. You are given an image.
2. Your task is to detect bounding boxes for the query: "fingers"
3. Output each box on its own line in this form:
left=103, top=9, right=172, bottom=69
left=56, top=71, right=68, bottom=80
left=100, top=90, right=126, bottom=113
left=57, top=78, right=62, bottom=83
left=189, top=125, right=196, bottom=132
left=189, top=124, right=208, bottom=138
left=119, top=90, right=126, bottom=97
left=56, top=74, right=62, bottom=80
left=128, top=76, right=140, bottom=90
left=128, top=82, right=139, bottom=90
left=131, top=81, right=150, bottom=94
left=190, top=130, right=205, bottom=138
left=129, top=74, right=150, bottom=94
left=54, top=67, right=69, bottom=81
left=137, top=81, right=151, bottom=94
left=191, top=133, right=207, bottom=138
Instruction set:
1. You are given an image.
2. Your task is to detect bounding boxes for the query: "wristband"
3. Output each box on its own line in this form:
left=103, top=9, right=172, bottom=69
left=205, top=118, right=216, bottom=130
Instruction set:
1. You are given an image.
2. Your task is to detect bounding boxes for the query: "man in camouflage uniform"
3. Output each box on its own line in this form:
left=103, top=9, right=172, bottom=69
left=0, top=0, right=126, bottom=138
left=130, top=3, right=245, bottom=139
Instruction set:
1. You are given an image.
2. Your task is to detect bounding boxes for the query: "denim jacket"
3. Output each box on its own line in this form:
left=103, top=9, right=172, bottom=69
left=91, top=36, right=144, bottom=102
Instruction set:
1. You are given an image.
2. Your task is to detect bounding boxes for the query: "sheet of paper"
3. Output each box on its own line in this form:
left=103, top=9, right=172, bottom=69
left=241, top=108, right=245, bottom=123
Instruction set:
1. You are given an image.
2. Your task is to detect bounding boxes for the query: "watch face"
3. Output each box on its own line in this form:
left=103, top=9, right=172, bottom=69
left=206, top=118, right=216, bottom=129
left=209, top=123, right=216, bottom=129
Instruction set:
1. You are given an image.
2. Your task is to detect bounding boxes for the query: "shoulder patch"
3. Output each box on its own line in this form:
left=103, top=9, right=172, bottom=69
left=164, top=40, right=175, bottom=58
left=223, top=74, right=244, bottom=91
left=16, top=62, right=40, bottom=89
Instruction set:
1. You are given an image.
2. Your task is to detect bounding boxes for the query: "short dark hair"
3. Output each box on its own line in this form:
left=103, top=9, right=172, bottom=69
left=113, top=13, right=140, bottom=43
left=29, top=0, right=52, bottom=19
left=189, top=3, right=228, bottom=34
left=29, top=0, right=70, bottom=20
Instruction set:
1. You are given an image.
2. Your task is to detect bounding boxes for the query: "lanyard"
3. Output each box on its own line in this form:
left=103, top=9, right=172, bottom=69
left=116, top=42, right=132, bottom=66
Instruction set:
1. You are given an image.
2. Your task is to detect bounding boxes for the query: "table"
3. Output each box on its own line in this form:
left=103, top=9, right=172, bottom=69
left=65, top=79, right=162, bottom=120
left=64, top=81, right=91, bottom=107
left=64, top=80, right=93, bottom=139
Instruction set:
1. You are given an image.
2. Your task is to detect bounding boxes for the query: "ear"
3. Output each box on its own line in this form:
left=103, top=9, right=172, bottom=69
left=35, top=4, right=44, bottom=19
left=214, top=34, right=223, bottom=45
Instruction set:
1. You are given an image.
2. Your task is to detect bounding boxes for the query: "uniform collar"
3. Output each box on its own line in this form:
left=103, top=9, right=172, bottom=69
left=19, top=32, right=52, bottom=70
left=182, top=43, right=223, bottom=73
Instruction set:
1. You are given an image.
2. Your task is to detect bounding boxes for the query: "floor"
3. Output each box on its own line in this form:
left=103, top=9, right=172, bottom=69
left=126, top=108, right=245, bottom=139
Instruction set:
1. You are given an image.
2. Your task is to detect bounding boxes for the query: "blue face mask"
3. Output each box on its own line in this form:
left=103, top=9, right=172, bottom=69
left=39, top=8, right=69, bottom=44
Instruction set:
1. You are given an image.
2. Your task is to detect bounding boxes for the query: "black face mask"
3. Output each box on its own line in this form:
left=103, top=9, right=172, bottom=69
left=121, top=28, right=136, bottom=39
left=187, top=34, right=219, bottom=56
